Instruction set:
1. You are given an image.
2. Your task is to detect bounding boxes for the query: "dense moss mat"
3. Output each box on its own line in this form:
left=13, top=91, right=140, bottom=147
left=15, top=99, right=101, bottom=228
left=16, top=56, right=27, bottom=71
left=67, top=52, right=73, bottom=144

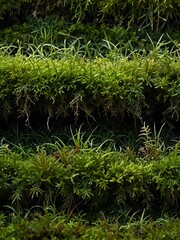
left=0, top=141, right=180, bottom=238
left=0, top=125, right=180, bottom=239
left=0, top=2, right=180, bottom=238
left=1, top=213, right=180, bottom=240
left=0, top=53, right=179, bottom=130
left=0, top=141, right=180, bottom=215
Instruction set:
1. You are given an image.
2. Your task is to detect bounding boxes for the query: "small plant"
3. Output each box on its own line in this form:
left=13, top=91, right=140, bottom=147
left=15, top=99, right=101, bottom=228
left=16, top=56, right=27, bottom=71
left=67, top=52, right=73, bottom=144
left=137, top=122, right=165, bottom=160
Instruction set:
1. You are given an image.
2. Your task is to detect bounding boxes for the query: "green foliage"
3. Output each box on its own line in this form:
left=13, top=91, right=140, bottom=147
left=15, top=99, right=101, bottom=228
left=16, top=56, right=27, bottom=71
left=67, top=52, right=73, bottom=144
left=137, top=123, right=165, bottom=160
left=0, top=47, right=179, bottom=127
left=0, top=1, right=179, bottom=239
left=1, top=210, right=180, bottom=240
left=0, top=18, right=142, bottom=56
left=0, top=130, right=180, bottom=216
left=0, top=15, right=179, bottom=57
left=0, top=0, right=179, bottom=31
left=0, top=127, right=180, bottom=239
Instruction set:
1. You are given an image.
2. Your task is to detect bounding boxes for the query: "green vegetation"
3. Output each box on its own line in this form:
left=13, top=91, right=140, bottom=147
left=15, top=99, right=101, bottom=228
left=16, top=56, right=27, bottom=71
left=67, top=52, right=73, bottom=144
left=0, top=46, right=179, bottom=129
left=0, top=126, right=180, bottom=239
left=0, top=124, right=180, bottom=239
left=0, top=0, right=179, bottom=28
left=0, top=0, right=180, bottom=239
left=1, top=212, right=180, bottom=239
